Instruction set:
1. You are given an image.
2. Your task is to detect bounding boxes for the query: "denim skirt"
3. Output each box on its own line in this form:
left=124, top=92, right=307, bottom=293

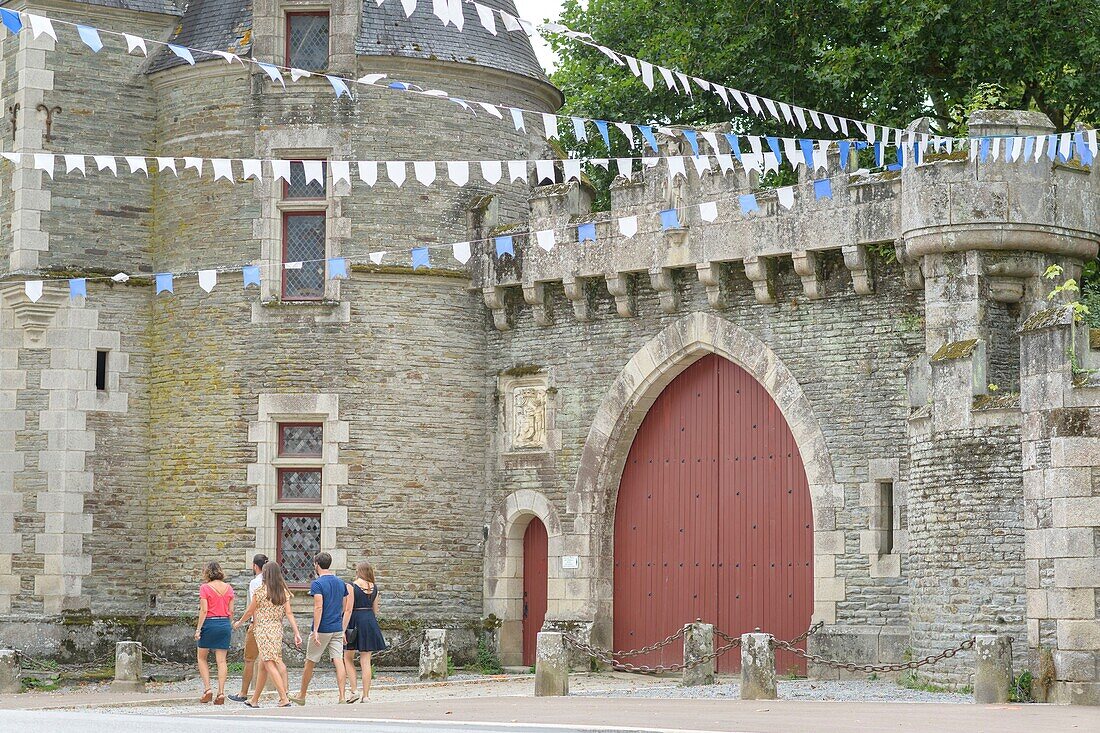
left=197, top=617, right=232, bottom=650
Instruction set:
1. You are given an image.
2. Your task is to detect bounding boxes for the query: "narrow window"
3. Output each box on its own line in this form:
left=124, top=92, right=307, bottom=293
left=286, top=12, right=329, bottom=71
left=281, top=161, right=328, bottom=301
left=278, top=513, right=322, bottom=586
left=877, top=481, right=894, bottom=555
left=95, top=350, right=108, bottom=391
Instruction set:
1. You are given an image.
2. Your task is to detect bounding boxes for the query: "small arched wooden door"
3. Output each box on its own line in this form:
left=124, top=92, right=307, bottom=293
left=522, top=517, right=548, bottom=667
left=613, top=354, right=813, bottom=673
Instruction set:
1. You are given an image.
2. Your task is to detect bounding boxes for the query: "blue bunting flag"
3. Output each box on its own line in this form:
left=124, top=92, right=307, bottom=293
left=576, top=222, right=596, bottom=242
left=659, top=209, right=681, bottom=229
left=411, top=247, right=430, bottom=269
left=495, top=236, right=514, bottom=257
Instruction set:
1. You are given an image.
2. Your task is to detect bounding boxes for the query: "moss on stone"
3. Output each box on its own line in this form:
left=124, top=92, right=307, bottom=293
left=501, top=364, right=542, bottom=376
left=348, top=263, right=469, bottom=279
left=931, top=339, right=979, bottom=362
left=1020, top=306, right=1072, bottom=332
left=973, top=393, right=1020, bottom=410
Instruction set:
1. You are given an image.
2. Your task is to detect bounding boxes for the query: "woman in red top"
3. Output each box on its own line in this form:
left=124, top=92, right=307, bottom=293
left=195, top=561, right=235, bottom=704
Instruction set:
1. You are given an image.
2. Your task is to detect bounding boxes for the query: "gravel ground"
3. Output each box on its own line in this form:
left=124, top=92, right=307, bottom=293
left=578, top=676, right=972, bottom=704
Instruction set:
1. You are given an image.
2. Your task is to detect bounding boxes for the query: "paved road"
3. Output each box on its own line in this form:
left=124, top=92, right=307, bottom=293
left=4, top=696, right=1099, bottom=733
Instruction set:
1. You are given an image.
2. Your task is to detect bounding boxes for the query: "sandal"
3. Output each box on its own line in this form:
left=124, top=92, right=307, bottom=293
left=346, top=694, right=360, bottom=704
left=200, top=689, right=213, bottom=704
left=214, top=694, right=225, bottom=705
left=244, top=701, right=259, bottom=709
left=278, top=702, right=292, bottom=708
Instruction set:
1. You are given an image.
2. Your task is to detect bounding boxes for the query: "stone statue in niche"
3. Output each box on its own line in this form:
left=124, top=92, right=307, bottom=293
left=512, top=387, right=547, bottom=449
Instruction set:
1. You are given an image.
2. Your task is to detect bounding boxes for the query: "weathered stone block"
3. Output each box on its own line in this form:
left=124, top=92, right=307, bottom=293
left=740, top=633, right=776, bottom=700
left=418, top=629, right=448, bottom=680
left=112, top=641, right=145, bottom=692
left=682, top=621, right=715, bottom=687
left=973, top=634, right=1013, bottom=704
left=534, top=631, right=568, bottom=697
left=0, top=649, right=20, bottom=693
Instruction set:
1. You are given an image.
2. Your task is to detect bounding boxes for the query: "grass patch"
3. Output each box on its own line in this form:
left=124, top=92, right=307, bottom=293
left=897, top=671, right=952, bottom=693
left=227, top=662, right=244, bottom=674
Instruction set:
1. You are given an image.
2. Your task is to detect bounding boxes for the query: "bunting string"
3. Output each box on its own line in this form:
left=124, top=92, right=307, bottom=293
left=0, top=6, right=1081, bottom=174
left=2, top=160, right=905, bottom=302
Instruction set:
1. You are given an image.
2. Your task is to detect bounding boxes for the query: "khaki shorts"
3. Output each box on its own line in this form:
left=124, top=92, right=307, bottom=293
left=305, top=631, right=344, bottom=664
left=243, top=624, right=258, bottom=663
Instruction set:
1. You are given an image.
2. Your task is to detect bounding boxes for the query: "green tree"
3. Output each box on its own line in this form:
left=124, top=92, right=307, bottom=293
left=550, top=0, right=1100, bottom=136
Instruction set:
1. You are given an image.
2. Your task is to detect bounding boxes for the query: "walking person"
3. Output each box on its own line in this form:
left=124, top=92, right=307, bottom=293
left=233, top=562, right=302, bottom=708
left=229, top=554, right=269, bottom=703
left=195, top=561, right=234, bottom=704
left=288, top=552, right=350, bottom=705
left=343, top=561, right=387, bottom=703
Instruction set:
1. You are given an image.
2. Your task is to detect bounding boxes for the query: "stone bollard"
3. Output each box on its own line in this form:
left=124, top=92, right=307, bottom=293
left=112, top=641, right=145, bottom=692
left=0, top=649, right=21, bottom=694
left=534, top=631, right=568, bottom=697
left=740, top=633, right=777, bottom=700
left=419, top=629, right=448, bottom=680
left=973, top=634, right=1013, bottom=704
left=682, top=621, right=715, bottom=687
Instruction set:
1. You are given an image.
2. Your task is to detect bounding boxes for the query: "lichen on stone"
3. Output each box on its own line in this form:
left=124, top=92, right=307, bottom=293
left=1020, top=306, right=1072, bottom=332
left=931, top=339, right=979, bottom=362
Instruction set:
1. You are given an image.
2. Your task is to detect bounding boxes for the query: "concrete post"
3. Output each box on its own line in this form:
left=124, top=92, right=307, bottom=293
left=740, top=633, right=777, bottom=700
left=419, top=629, right=448, bottom=680
left=111, top=641, right=145, bottom=692
left=0, top=649, right=20, bottom=693
left=682, top=621, right=715, bottom=687
left=973, top=634, right=1013, bottom=704
left=534, top=631, right=568, bottom=697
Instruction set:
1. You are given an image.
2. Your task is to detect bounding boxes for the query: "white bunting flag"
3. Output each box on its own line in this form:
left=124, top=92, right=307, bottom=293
left=271, top=159, right=291, bottom=183
left=595, top=45, right=623, bottom=64
left=747, top=94, right=763, bottom=116
left=447, top=160, right=469, bottom=186
left=535, top=159, right=555, bottom=184
left=563, top=159, right=581, bottom=181
left=713, top=84, right=730, bottom=108
left=303, top=160, right=324, bottom=186
left=658, top=66, right=676, bottom=91
left=809, top=110, right=822, bottom=128
left=500, top=11, right=522, bottom=32
left=716, top=154, right=735, bottom=173
left=542, top=113, right=559, bottom=140
left=448, top=0, right=464, bottom=31
left=1, top=152, right=20, bottom=164
left=614, top=122, right=634, bottom=147
left=777, top=186, right=795, bottom=210
left=693, top=76, right=711, bottom=92
left=618, top=215, right=638, bottom=238
left=536, top=229, right=555, bottom=251
left=991, top=137, right=1002, bottom=162
left=27, top=15, right=56, bottom=41
left=94, top=155, right=117, bottom=175
left=432, top=0, right=449, bottom=24
left=331, top=160, right=351, bottom=186
left=212, top=158, right=233, bottom=181
left=823, top=114, right=838, bottom=133
left=507, top=159, right=527, bottom=183
left=839, top=117, right=849, bottom=135
left=413, top=161, right=436, bottom=186
left=639, top=61, right=656, bottom=91
left=477, top=102, right=503, bottom=119
left=1059, top=132, right=1073, bottom=160
left=198, top=270, right=217, bottom=293
left=699, top=201, right=718, bottom=222
left=643, top=156, right=660, bottom=169
left=592, top=158, right=609, bottom=170
left=762, top=97, right=779, bottom=119
left=184, top=157, right=203, bottom=176
left=357, top=161, right=377, bottom=186
left=126, top=156, right=149, bottom=175
left=782, top=138, right=800, bottom=168
left=211, top=50, right=240, bottom=64
left=667, top=156, right=686, bottom=182
left=25, top=281, right=43, bottom=303
left=615, top=158, right=633, bottom=178
left=675, top=72, right=693, bottom=95
left=64, top=155, right=86, bottom=176
left=1009, top=138, right=1022, bottom=163
left=284, top=261, right=303, bottom=270
left=747, top=135, right=763, bottom=159
left=358, top=73, right=387, bottom=85
left=475, top=2, right=496, bottom=33
left=792, top=106, right=808, bottom=131
left=730, top=88, right=749, bottom=113
left=741, top=153, right=761, bottom=174
left=510, top=107, right=525, bottom=132
left=290, top=68, right=311, bottom=82
left=386, top=161, right=406, bottom=187
left=762, top=152, right=780, bottom=174
left=241, top=159, right=263, bottom=181
left=571, top=116, right=588, bottom=141
left=369, top=252, right=386, bottom=264
left=480, top=160, right=502, bottom=184
left=401, top=0, right=417, bottom=16
left=124, top=34, right=147, bottom=56
left=157, top=157, right=177, bottom=175
left=701, top=131, right=720, bottom=156
left=690, top=155, right=710, bottom=177
left=452, top=241, right=471, bottom=264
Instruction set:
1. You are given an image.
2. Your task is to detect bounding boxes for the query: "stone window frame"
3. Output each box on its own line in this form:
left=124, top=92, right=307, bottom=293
left=284, top=9, right=331, bottom=71
left=246, top=394, right=349, bottom=575
left=279, top=160, right=329, bottom=302
left=497, top=372, right=560, bottom=456
left=859, top=458, right=907, bottom=578
left=252, top=0, right=356, bottom=78
left=252, top=130, right=352, bottom=323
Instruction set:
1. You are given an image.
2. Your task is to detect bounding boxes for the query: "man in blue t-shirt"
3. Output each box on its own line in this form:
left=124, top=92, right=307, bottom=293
left=289, top=551, right=351, bottom=705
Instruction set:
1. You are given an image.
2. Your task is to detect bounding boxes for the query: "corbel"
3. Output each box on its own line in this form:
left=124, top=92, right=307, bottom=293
left=743, top=255, right=776, bottom=304
left=695, top=262, right=728, bottom=309
left=522, top=282, right=553, bottom=326
left=792, top=251, right=826, bottom=300
left=482, top=285, right=512, bottom=331
left=894, top=237, right=924, bottom=290
left=842, top=244, right=874, bottom=295
left=562, top=275, right=592, bottom=322
left=649, top=267, right=679, bottom=314
left=605, top=272, right=636, bottom=318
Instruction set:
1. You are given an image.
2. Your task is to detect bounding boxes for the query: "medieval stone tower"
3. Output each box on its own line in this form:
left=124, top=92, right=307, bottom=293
left=0, top=0, right=1098, bottom=707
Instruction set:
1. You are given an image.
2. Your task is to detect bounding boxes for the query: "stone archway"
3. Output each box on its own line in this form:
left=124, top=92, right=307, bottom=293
left=483, top=489, right=564, bottom=666
left=570, top=312, right=843, bottom=647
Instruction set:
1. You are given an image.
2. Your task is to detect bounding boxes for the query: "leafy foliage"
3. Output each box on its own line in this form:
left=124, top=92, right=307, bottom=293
left=475, top=635, right=505, bottom=675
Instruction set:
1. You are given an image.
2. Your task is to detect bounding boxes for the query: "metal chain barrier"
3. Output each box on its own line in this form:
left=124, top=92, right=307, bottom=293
left=769, top=635, right=976, bottom=674
left=138, top=643, right=176, bottom=666
left=604, top=625, right=688, bottom=659
left=715, top=621, right=824, bottom=646
left=563, top=633, right=741, bottom=675
left=374, top=627, right=421, bottom=659
left=13, top=648, right=113, bottom=673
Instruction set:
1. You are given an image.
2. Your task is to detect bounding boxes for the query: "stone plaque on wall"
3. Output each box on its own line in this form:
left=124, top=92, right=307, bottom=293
left=512, top=386, right=548, bottom=449
left=499, top=373, right=558, bottom=456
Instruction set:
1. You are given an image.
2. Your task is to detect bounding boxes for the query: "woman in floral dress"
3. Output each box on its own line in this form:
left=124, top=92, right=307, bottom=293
left=234, top=561, right=301, bottom=708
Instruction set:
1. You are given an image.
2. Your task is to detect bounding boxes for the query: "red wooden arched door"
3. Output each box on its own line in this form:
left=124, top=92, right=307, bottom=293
left=613, top=354, right=813, bottom=673
left=522, top=517, right=548, bottom=667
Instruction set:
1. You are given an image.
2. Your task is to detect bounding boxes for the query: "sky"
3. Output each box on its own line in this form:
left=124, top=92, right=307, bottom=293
left=513, top=0, right=568, bottom=72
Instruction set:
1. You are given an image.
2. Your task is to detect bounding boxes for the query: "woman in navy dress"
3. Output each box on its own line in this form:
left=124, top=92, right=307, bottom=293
left=343, top=561, right=387, bottom=703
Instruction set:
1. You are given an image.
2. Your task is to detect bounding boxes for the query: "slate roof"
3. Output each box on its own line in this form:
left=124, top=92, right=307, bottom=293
left=70, top=0, right=182, bottom=16
left=145, top=0, right=548, bottom=84
left=357, top=0, right=546, bottom=82
left=147, top=0, right=252, bottom=73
